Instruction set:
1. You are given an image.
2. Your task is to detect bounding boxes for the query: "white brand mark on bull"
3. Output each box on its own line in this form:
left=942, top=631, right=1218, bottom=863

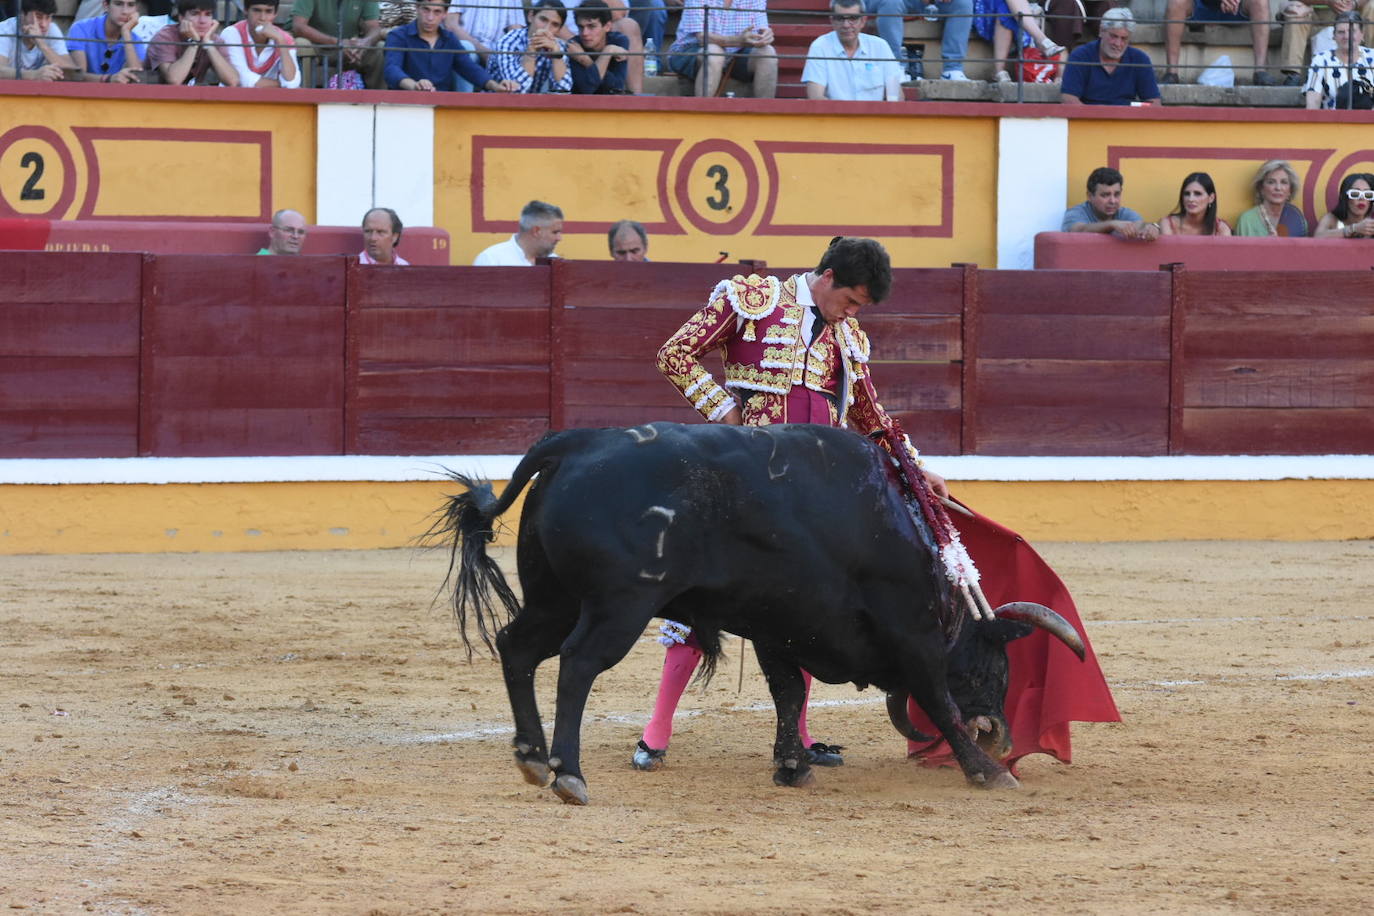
left=626, top=425, right=659, bottom=444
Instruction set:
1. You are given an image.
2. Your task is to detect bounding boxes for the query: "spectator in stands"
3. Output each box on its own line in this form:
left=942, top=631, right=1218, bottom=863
left=0, top=0, right=76, bottom=81
left=259, top=209, right=308, bottom=254
left=385, top=0, right=519, bottom=91
left=1235, top=160, right=1308, bottom=236
left=1303, top=11, right=1374, bottom=109
left=668, top=0, right=776, bottom=96
left=221, top=0, right=300, bottom=88
left=1313, top=172, right=1374, bottom=238
left=1277, top=0, right=1374, bottom=88
left=292, top=0, right=384, bottom=89
left=1157, top=172, right=1233, bottom=236
left=562, top=0, right=647, bottom=93
left=608, top=219, right=649, bottom=260
left=1063, top=166, right=1160, bottom=239
left=67, top=0, right=148, bottom=82
left=976, top=0, right=1066, bottom=84
left=1061, top=9, right=1159, bottom=105
left=567, top=0, right=630, bottom=93
left=1042, top=0, right=1112, bottom=53
left=488, top=0, right=573, bottom=93
left=865, top=0, right=974, bottom=81
left=802, top=0, right=903, bottom=101
left=360, top=207, right=410, bottom=265
left=147, top=0, right=239, bottom=85
left=443, top=0, right=524, bottom=64
left=1162, top=0, right=1274, bottom=85
left=474, top=200, right=564, bottom=265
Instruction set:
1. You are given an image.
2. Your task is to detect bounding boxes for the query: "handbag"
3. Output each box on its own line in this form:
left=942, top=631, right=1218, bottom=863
left=1333, top=76, right=1374, bottom=110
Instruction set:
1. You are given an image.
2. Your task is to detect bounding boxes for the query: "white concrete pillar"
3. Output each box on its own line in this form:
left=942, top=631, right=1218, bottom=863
left=996, top=117, right=1069, bottom=269
left=315, top=103, right=435, bottom=228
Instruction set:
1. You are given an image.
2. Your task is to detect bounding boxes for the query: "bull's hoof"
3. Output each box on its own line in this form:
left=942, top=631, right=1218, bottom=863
left=552, top=773, right=589, bottom=805
left=514, top=754, right=551, bottom=787
left=970, top=769, right=1020, bottom=790
left=772, top=764, right=815, bottom=788
left=631, top=740, right=666, bottom=771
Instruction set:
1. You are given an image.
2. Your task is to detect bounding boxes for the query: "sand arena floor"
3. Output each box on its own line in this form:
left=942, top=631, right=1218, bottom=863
left=2, top=541, right=1372, bottom=914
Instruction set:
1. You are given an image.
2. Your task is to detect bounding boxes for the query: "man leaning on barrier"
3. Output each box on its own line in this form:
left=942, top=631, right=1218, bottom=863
left=147, top=0, right=239, bottom=85
left=66, top=0, right=148, bottom=83
left=0, top=0, right=77, bottom=81
left=1061, top=7, right=1161, bottom=106
left=384, top=0, right=518, bottom=91
left=802, top=0, right=903, bottom=100
left=1063, top=166, right=1160, bottom=240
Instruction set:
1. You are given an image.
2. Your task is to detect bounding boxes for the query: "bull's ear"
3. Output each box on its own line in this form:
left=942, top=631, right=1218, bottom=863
left=979, top=618, right=1035, bottom=645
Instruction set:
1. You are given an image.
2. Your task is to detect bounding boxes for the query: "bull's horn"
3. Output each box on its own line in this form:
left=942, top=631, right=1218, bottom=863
left=994, top=602, right=1086, bottom=661
left=885, top=691, right=938, bottom=744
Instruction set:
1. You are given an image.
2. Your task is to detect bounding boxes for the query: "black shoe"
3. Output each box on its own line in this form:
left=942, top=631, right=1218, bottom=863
left=631, top=739, right=666, bottom=771
left=1253, top=70, right=1279, bottom=87
left=1281, top=71, right=1303, bottom=87
left=1159, top=70, right=1181, bottom=85
left=804, top=741, right=845, bottom=767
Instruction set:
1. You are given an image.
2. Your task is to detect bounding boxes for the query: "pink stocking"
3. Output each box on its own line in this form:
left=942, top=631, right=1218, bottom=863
left=641, top=642, right=702, bottom=750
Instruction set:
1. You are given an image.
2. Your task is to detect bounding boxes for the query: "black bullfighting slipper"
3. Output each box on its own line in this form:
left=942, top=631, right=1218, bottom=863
left=631, top=740, right=667, bottom=771
left=804, top=742, right=845, bottom=767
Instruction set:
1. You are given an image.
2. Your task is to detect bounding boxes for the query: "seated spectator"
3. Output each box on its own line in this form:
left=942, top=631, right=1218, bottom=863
left=608, top=218, right=649, bottom=260
left=1276, top=0, right=1374, bottom=87
left=474, top=200, right=564, bottom=265
left=1162, top=0, right=1273, bottom=85
left=259, top=208, right=308, bottom=254
left=488, top=0, right=572, bottom=93
left=1061, top=9, right=1161, bottom=105
left=626, top=0, right=668, bottom=72
left=385, top=0, right=518, bottom=91
left=221, top=0, right=300, bottom=88
left=1042, top=0, right=1111, bottom=52
left=445, top=0, right=525, bottom=60
left=1312, top=172, right=1374, bottom=238
left=802, top=0, right=903, bottom=101
left=567, top=0, right=629, bottom=93
left=1303, top=11, right=1374, bottom=109
left=1157, top=172, right=1233, bottom=236
left=1235, top=160, right=1308, bottom=237
left=974, top=0, right=1065, bottom=84
left=67, top=0, right=148, bottom=82
left=562, top=0, right=646, bottom=93
left=148, top=0, right=239, bottom=85
left=0, top=0, right=77, bottom=81
left=1063, top=165, right=1160, bottom=239
left=668, top=0, right=776, bottom=97
left=292, top=0, right=384, bottom=89
left=865, top=0, right=973, bottom=80
left=360, top=207, right=409, bottom=265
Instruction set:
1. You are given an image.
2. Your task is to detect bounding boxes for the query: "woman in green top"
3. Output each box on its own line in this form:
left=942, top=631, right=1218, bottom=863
left=1235, top=159, right=1309, bottom=237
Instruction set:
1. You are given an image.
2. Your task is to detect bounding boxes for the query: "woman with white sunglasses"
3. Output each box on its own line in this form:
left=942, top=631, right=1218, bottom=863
left=1313, top=172, right=1374, bottom=238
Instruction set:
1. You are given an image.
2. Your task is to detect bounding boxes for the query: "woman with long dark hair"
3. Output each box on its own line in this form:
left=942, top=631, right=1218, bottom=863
left=1313, top=172, right=1374, bottom=238
left=1158, top=172, right=1232, bottom=236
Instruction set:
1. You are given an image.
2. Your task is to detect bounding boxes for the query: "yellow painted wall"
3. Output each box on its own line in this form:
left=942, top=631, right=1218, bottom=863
left=436, top=108, right=998, bottom=267
left=2, top=479, right=1370, bottom=555
left=1067, top=119, right=1374, bottom=230
left=0, top=98, right=317, bottom=223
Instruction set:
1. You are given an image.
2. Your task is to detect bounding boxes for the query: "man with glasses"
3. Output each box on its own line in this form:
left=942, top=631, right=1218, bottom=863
left=67, top=0, right=148, bottom=83
left=258, top=209, right=308, bottom=255
left=802, top=0, right=903, bottom=100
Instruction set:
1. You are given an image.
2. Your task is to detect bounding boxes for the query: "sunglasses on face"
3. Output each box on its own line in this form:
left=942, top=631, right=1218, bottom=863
left=1346, top=188, right=1374, bottom=200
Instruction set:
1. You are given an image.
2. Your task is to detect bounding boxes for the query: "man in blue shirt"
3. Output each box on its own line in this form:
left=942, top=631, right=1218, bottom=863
left=1060, top=8, right=1161, bottom=106
left=385, top=0, right=519, bottom=91
left=567, top=0, right=628, bottom=93
left=67, top=0, right=147, bottom=83
left=1062, top=166, right=1160, bottom=240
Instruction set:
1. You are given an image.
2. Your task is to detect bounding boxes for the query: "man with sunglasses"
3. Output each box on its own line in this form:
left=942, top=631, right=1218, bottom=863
left=802, top=0, right=902, bottom=100
left=67, top=0, right=148, bottom=82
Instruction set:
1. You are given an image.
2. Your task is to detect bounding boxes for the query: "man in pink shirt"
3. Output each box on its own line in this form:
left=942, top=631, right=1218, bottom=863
left=359, top=207, right=410, bottom=265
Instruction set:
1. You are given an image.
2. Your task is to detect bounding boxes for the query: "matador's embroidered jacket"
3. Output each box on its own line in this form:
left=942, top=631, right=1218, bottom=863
left=655, top=273, right=919, bottom=459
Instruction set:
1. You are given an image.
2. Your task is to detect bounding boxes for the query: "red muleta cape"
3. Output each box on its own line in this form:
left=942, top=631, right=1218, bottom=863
left=905, top=502, right=1120, bottom=768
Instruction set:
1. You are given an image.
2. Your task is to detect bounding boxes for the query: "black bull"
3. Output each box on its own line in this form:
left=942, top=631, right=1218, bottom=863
left=432, top=422, right=1085, bottom=805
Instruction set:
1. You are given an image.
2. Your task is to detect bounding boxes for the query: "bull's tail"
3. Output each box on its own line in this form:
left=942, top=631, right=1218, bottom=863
left=424, top=430, right=593, bottom=657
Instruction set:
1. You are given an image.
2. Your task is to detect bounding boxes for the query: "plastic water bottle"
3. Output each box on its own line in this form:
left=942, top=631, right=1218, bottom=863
left=644, top=38, right=658, bottom=77
left=923, top=3, right=940, bottom=21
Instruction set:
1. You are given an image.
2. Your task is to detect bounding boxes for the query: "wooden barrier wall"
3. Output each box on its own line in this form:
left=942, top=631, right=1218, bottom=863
left=1, top=253, right=1370, bottom=458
